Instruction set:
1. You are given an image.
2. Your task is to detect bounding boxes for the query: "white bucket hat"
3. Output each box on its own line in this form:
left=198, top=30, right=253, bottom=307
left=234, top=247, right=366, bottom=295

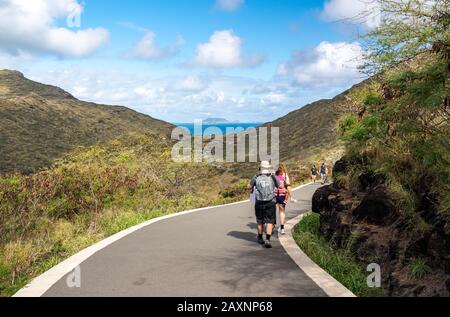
left=259, top=161, right=272, bottom=174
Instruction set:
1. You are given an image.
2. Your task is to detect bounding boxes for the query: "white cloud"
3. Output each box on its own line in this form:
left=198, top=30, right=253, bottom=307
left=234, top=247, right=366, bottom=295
left=132, top=32, right=183, bottom=61
left=0, top=0, right=109, bottom=58
left=177, top=75, right=209, bottom=92
left=321, top=0, right=381, bottom=29
left=215, top=0, right=245, bottom=12
left=277, top=41, right=365, bottom=88
left=276, top=64, right=289, bottom=76
left=322, top=0, right=438, bottom=30
left=0, top=50, right=34, bottom=69
left=260, top=93, right=288, bottom=105
left=192, top=30, right=264, bottom=68
left=23, top=65, right=343, bottom=123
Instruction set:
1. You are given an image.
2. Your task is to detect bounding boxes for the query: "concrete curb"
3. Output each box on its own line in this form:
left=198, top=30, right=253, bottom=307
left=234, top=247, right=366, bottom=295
left=14, top=182, right=351, bottom=298
left=279, top=212, right=356, bottom=297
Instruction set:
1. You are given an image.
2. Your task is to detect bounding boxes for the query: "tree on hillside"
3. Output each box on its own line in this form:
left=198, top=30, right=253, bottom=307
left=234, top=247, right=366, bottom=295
left=360, top=0, right=449, bottom=74
left=339, top=0, right=449, bottom=216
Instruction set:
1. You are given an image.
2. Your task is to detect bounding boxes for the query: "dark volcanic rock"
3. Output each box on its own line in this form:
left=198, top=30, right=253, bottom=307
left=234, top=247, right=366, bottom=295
left=311, top=158, right=450, bottom=297
left=358, top=171, right=385, bottom=191
left=352, top=187, right=397, bottom=225
left=312, top=185, right=338, bottom=213
left=333, top=158, right=348, bottom=176
left=445, top=255, right=450, bottom=274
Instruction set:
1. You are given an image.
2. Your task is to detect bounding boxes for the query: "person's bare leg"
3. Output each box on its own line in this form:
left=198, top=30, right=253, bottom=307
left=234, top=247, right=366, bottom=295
left=266, top=223, right=273, bottom=236
left=279, top=206, right=286, bottom=227
left=257, top=224, right=264, bottom=235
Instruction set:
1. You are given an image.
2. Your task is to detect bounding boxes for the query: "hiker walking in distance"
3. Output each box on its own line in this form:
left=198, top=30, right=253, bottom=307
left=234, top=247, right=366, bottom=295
left=311, top=165, right=318, bottom=183
left=320, top=162, right=328, bottom=185
left=250, top=161, right=281, bottom=249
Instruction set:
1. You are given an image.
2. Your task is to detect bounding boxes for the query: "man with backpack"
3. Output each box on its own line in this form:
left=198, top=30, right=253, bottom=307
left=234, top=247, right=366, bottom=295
left=250, top=161, right=281, bottom=249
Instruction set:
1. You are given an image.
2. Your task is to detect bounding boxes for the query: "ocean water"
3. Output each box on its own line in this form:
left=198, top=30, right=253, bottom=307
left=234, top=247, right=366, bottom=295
left=176, top=123, right=263, bottom=136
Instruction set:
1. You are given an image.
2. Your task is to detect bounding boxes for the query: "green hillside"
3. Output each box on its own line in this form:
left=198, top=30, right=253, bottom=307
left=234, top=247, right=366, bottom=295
left=0, top=70, right=174, bottom=175
left=300, top=0, right=450, bottom=297
left=264, top=81, right=371, bottom=168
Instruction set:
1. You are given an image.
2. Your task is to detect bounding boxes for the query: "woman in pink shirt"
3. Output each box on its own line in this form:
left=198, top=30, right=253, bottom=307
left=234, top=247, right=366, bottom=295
left=275, top=166, right=289, bottom=235
left=279, top=163, right=297, bottom=203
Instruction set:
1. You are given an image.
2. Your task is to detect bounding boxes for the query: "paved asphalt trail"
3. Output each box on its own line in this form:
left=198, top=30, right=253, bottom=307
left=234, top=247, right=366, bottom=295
left=44, top=183, right=327, bottom=297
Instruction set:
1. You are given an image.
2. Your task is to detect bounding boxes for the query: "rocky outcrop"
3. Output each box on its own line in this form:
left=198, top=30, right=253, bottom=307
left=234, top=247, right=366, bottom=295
left=312, top=158, right=450, bottom=297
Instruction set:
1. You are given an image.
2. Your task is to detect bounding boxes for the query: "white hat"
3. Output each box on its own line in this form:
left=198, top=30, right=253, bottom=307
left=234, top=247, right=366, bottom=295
left=259, top=161, right=272, bottom=174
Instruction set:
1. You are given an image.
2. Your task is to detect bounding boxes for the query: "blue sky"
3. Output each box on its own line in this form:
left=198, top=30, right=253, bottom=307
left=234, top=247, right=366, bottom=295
left=0, top=0, right=372, bottom=122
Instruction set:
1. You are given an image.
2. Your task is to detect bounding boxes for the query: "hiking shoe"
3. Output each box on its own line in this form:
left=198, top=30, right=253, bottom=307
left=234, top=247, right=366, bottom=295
left=278, top=227, right=286, bottom=235
left=264, top=240, right=273, bottom=249
left=257, top=238, right=265, bottom=245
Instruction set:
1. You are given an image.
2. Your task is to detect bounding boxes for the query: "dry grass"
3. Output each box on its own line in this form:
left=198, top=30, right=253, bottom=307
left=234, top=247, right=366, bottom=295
left=0, top=132, right=247, bottom=296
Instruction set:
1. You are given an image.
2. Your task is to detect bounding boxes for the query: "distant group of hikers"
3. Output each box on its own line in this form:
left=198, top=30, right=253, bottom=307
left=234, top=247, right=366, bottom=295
left=249, top=161, right=330, bottom=249
left=310, top=162, right=329, bottom=185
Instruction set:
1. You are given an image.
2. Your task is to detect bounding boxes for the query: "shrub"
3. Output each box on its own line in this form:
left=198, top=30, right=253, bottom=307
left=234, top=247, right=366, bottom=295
left=409, top=259, right=433, bottom=280
left=0, top=132, right=237, bottom=296
left=220, top=181, right=248, bottom=199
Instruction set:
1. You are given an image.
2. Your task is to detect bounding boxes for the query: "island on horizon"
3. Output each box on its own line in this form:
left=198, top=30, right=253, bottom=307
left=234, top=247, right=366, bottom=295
left=173, top=118, right=264, bottom=125
left=203, top=117, right=236, bottom=124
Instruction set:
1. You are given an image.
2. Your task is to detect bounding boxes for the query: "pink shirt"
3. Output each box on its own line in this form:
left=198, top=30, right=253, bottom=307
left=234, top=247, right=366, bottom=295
left=274, top=175, right=288, bottom=196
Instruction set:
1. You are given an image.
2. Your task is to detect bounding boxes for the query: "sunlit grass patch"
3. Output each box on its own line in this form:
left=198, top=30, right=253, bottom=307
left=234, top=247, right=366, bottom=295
left=293, top=213, right=384, bottom=297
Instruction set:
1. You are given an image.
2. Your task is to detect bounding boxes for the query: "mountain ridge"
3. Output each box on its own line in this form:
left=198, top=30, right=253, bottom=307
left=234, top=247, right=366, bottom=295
left=0, top=68, right=367, bottom=174
left=0, top=70, right=174, bottom=175
left=0, top=69, right=76, bottom=100
left=264, top=81, right=368, bottom=163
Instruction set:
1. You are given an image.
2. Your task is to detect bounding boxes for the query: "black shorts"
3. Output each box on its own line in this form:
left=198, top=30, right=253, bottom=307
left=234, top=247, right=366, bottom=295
left=276, top=196, right=287, bottom=206
left=255, top=200, right=277, bottom=225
